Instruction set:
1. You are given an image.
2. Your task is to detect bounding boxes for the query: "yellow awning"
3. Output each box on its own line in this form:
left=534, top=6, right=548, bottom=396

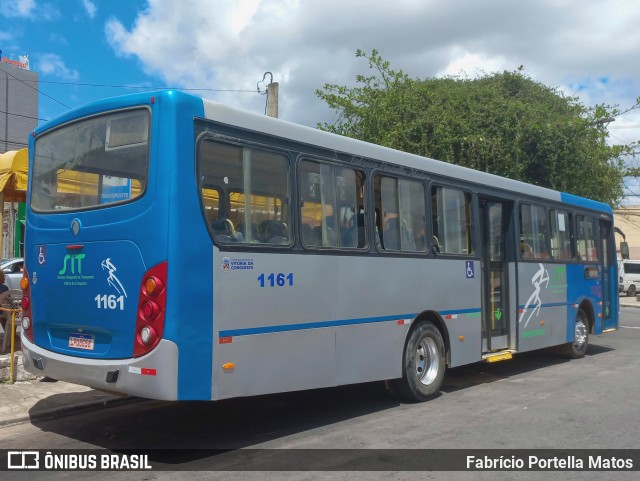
left=0, top=149, right=28, bottom=202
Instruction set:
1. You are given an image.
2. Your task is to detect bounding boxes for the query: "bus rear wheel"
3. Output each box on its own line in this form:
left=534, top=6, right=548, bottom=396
left=565, top=308, right=589, bottom=359
left=389, top=321, right=445, bottom=402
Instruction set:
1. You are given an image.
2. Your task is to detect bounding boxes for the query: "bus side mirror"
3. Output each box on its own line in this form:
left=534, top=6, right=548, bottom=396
left=620, top=241, right=630, bottom=260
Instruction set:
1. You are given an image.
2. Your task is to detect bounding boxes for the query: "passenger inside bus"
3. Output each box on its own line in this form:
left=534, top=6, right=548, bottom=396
left=237, top=222, right=259, bottom=243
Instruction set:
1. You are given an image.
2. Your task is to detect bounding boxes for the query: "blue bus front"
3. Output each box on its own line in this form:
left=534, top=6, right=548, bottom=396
left=20, top=93, right=205, bottom=400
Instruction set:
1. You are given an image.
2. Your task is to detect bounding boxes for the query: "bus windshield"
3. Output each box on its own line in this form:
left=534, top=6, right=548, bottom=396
left=31, top=108, right=150, bottom=212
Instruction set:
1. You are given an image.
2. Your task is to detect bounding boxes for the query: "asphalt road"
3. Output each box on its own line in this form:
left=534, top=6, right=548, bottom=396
left=1, top=308, right=639, bottom=481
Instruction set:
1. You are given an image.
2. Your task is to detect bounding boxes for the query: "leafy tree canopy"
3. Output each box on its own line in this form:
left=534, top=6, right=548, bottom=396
left=316, top=49, right=639, bottom=206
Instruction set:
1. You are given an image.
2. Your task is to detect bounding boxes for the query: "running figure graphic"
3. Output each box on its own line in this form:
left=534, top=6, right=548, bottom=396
left=519, top=263, right=549, bottom=328
left=101, top=258, right=128, bottom=298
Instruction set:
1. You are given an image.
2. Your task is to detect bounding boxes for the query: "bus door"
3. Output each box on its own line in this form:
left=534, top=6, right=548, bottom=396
left=599, top=219, right=616, bottom=330
left=479, top=199, right=510, bottom=351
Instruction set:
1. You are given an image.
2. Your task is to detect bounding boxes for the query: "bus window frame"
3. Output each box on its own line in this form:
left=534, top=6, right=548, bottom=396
left=371, top=170, right=429, bottom=255
left=429, top=183, right=475, bottom=258
left=298, top=156, right=369, bottom=252
left=195, top=133, right=294, bottom=250
left=575, top=213, right=599, bottom=263
left=518, top=202, right=551, bottom=261
left=548, top=208, right=574, bottom=262
left=31, top=106, right=151, bottom=214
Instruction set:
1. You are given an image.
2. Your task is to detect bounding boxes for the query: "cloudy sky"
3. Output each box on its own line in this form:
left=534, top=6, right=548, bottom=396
left=2, top=0, right=640, bottom=199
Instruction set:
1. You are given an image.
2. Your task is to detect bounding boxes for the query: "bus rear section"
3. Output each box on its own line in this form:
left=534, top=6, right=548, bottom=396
left=20, top=104, right=179, bottom=400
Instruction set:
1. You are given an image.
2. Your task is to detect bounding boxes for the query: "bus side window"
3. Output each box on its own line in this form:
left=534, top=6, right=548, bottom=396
left=575, top=214, right=598, bottom=262
left=431, top=186, right=473, bottom=255
left=197, top=140, right=291, bottom=246
left=375, top=175, right=426, bottom=252
left=519, top=203, right=548, bottom=259
left=299, top=160, right=365, bottom=249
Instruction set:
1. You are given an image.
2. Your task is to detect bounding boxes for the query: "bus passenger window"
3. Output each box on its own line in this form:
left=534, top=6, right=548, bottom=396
left=549, top=209, right=572, bottom=260
left=431, top=186, right=473, bottom=255
left=576, top=215, right=599, bottom=262
left=299, top=160, right=365, bottom=249
left=197, top=140, right=291, bottom=246
left=374, top=175, right=426, bottom=252
left=519, top=204, right=549, bottom=260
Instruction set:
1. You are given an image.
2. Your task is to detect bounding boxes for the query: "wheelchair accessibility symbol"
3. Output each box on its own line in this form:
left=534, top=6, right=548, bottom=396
left=465, top=261, right=474, bottom=279
left=38, top=245, right=47, bottom=265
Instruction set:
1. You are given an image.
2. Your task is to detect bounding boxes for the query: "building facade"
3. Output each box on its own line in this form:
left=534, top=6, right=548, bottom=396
left=0, top=57, right=38, bottom=154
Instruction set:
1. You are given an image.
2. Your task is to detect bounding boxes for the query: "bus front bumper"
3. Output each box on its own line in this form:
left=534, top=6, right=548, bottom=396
left=20, top=333, right=179, bottom=401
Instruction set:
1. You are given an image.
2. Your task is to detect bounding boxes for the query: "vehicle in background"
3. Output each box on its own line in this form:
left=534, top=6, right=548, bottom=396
left=620, top=259, right=640, bottom=296
left=618, top=258, right=624, bottom=293
left=1, top=257, right=24, bottom=290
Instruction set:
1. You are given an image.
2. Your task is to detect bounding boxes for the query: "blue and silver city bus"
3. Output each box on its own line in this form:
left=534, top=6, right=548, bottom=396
left=21, top=90, right=618, bottom=402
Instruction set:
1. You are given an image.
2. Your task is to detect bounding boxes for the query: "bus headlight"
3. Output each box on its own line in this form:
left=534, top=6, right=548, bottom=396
left=22, top=316, right=31, bottom=330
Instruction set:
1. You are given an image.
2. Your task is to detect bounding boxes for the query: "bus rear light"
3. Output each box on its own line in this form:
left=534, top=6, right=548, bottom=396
left=133, top=261, right=167, bottom=358
left=144, top=276, right=163, bottom=296
left=141, top=300, right=159, bottom=320
left=140, top=325, right=156, bottom=345
left=21, top=270, right=34, bottom=343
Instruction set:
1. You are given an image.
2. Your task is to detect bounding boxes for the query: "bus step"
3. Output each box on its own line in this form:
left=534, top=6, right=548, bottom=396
left=602, top=328, right=617, bottom=333
left=482, top=351, right=514, bottom=363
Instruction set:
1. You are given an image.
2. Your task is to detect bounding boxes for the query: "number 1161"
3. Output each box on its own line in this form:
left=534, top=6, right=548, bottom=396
left=258, top=273, right=294, bottom=287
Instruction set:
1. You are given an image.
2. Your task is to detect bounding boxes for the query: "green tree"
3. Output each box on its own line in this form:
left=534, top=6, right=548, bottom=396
left=316, top=49, right=635, bottom=206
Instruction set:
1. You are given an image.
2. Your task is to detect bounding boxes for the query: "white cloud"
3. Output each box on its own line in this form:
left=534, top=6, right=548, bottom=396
left=1, top=0, right=59, bottom=20
left=1, top=0, right=36, bottom=18
left=80, top=0, right=96, bottom=19
left=37, top=53, right=79, bottom=80
left=103, top=0, right=640, bottom=136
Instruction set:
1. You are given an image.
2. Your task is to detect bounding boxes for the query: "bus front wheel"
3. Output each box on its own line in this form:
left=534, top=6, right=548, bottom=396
left=566, top=309, right=589, bottom=359
left=389, top=321, right=445, bottom=402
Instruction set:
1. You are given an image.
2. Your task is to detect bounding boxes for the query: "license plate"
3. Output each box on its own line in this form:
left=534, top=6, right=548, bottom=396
left=68, top=333, right=95, bottom=351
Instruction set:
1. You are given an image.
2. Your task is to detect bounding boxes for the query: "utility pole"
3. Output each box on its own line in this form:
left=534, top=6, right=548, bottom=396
left=266, top=81, right=279, bottom=118
left=258, top=72, right=278, bottom=118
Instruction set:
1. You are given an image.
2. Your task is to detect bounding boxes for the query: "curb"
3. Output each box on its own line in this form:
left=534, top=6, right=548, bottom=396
left=620, top=302, right=640, bottom=309
left=0, top=395, right=146, bottom=428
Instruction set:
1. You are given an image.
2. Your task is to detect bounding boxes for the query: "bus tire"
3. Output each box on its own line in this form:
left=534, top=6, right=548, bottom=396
left=389, top=321, right=445, bottom=402
left=566, top=308, right=589, bottom=359
left=627, top=285, right=636, bottom=297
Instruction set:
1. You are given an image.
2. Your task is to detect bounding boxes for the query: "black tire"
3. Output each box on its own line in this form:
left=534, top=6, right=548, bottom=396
left=566, top=308, right=589, bottom=358
left=389, top=322, right=446, bottom=402
left=627, top=285, right=636, bottom=297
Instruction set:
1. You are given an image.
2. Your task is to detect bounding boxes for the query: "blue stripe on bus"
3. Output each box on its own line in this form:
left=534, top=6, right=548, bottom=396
left=219, top=308, right=482, bottom=338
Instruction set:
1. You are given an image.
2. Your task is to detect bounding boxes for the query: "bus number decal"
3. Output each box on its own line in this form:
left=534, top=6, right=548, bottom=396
left=95, top=294, right=125, bottom=310
left=258, top=273, right=294, bottom=288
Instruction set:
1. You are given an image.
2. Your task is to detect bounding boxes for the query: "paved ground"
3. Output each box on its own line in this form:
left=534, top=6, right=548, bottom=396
left=1, top=296, right=638, bottom=428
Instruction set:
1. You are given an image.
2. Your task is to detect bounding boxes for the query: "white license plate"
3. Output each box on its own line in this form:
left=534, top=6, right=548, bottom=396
left=68, top=334, right=95, bottom=351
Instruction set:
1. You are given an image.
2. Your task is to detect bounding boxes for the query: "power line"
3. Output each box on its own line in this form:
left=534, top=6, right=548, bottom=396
left=19, top=79, right=258, bottom=93
left=0, top=64, right=70, bottom=109
left=0, top=109, right=47, bottom=122
left=0, top=138, right=29, bottom=147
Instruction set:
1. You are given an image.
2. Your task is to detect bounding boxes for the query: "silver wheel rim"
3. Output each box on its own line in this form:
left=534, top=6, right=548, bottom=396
left=415, top=337, right=439, bottom=386
left=574, top=318, right=587, bottom=349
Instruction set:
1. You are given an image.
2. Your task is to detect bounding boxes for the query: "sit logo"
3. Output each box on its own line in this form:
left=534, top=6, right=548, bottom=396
left=59, top=253, right=86, bottom=275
